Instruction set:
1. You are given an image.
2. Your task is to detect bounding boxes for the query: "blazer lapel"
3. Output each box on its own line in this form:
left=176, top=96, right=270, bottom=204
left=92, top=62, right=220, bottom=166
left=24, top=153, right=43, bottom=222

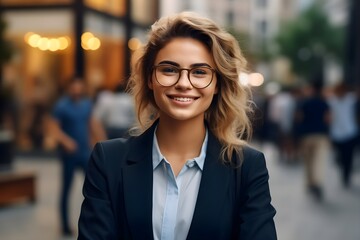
left=122, top=124, right=156, bottom=240
left=187, top=132, right=231, bottom=238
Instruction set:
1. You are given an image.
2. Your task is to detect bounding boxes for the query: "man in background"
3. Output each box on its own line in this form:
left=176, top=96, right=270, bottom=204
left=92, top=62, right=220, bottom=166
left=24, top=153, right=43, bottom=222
left=48, top=77, right=105, bottom=236
left=295, top=80, right=331, bottom=201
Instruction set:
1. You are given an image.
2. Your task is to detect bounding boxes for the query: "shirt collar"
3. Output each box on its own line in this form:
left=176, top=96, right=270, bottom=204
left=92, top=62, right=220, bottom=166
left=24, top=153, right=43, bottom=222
left=152, top=127, right=208, bottom=171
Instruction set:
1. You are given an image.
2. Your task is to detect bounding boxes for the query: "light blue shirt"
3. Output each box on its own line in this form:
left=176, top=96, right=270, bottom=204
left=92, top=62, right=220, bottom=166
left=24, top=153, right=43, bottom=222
left=152, top=129, right=208, bottom=240
left=328, top=93, right=359, bottom=141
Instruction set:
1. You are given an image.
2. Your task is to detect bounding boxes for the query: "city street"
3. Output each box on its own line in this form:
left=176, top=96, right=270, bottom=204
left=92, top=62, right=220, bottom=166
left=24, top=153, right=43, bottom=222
left=0, top=143, right=359, bottom=240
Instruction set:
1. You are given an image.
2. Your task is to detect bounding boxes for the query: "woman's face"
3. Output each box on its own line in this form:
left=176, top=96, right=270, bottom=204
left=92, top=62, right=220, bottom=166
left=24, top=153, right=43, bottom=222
left=149, top=37, right=218, bottom=122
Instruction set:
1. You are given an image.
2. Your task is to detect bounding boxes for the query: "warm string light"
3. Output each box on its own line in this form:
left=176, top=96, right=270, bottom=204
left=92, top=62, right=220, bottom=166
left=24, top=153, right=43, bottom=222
left=81, top=32, right=101, bottom=51
left=24, top=32, right=102, bottom=51
left=24, top=32, right=71, bottom=51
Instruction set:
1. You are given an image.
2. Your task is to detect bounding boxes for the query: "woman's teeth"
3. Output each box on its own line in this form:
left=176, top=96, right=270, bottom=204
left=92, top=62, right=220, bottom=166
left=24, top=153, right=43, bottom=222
left=173, top=97, right=193, bottom=102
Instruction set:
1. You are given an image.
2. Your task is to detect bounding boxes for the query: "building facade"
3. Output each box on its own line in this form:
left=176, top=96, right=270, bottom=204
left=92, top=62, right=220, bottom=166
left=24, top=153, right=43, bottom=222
left=0, top=0, right=158, bottom=150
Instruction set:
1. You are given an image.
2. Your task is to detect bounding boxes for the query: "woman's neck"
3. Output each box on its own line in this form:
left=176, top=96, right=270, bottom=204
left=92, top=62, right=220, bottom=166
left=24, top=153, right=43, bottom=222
left=156, top=117, right=206, bottom=163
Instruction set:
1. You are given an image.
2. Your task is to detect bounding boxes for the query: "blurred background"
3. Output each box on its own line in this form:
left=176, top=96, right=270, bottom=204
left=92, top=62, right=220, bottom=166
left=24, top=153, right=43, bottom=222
left=0, top=0, right=359, bottom=239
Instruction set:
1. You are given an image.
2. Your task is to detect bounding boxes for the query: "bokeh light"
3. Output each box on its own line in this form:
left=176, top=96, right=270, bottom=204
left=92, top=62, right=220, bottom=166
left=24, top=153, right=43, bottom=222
left=249, top=73, right=265, bottom=87
left=24, top=32, right=70, bottom=51
left=239, top=72, right=249, bottom=86
left=128, top=38, right=142, bottom=51
left=81, top=32, right=101, bottom=51
left=239, top=72, right=265, bottom=87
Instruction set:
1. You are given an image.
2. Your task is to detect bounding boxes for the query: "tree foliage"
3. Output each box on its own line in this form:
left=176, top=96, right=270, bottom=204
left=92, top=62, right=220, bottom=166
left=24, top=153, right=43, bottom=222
left=226, top=27, right=256, bottom=68
left=274, top=3, right=345, bottom=80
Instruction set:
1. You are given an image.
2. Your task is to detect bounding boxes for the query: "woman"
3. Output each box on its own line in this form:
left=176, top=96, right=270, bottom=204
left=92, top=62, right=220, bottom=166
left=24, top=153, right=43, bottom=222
left=78, top=12, right=277, bottom=240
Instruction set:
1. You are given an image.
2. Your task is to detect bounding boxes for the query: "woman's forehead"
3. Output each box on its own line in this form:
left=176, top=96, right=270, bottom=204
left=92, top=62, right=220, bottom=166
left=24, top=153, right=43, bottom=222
left=154, top=37, right=215, bottom=67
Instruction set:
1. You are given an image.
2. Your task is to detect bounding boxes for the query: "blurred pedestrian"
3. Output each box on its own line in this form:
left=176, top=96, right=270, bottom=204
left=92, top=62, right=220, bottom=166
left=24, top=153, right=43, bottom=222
left=356, top=87, right=360, bottom=142
left=268, top=86, right=297, bottom=163
left=295, top=80, right=331, bottom=201
left=48, top=77, right=105, bottom=236
left=78, top=11, right=277, bottom=240
left=253, top=92, right=281, bottom=145
left=92, top=82, right=135, bottom=139
left=328, top=82, right=358, bottom=188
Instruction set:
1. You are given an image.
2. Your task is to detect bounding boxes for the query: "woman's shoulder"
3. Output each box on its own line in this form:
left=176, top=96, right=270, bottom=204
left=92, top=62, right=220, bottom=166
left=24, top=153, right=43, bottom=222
left=235, top=145, right=271, bottom=192
left=98, top=137, right=130, bottom=148
left=93, top=138, right=133, bottom=162
left=240, top=145, right=267, bottom=170
left=242, top=145, right=264, bottom=159
left=94, top=133, right=150, bottom=160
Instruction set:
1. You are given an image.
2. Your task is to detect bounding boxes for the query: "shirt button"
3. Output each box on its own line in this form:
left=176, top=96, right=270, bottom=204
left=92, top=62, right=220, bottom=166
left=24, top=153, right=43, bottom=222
left=186, top=161, right=195, bottom=168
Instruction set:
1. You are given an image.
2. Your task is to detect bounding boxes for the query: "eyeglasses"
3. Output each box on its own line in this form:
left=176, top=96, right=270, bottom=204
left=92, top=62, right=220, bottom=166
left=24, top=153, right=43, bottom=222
left=153, top=64, right=216, bottom=89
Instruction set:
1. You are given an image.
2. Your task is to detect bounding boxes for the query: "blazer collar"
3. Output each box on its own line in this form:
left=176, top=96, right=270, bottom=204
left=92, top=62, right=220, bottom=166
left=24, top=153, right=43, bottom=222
left=122, top=120, right=230, bottom=239
left=187, top=130, right=231, bottom=239
left=122, top=122, right=157, bottom=240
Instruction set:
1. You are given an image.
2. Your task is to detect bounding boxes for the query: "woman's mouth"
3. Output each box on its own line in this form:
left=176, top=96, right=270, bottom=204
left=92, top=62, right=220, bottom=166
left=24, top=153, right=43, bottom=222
left=172, top=97, right=195, bottom=102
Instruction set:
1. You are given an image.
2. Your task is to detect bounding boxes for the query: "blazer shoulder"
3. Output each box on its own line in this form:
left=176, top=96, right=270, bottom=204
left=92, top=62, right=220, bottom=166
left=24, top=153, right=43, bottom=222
left=94, top=134, right=150, bottom=166
left=242, top=146, right=265, bottom=161
left=93, top=138, right=133, bottom=166
left=98, top=137, right=129, bottom=151
left=98, top=137, right=129, bottom=149
left=240, top=146, right=267, bottom=173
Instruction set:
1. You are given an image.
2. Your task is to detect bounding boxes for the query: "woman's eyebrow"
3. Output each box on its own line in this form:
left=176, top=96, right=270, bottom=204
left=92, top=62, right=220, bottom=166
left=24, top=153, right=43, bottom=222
left=190, top=63, right=212, bottom=68
left=157, top=60, right=179, bottom=66
left=157, top=61, right=212, bottom=68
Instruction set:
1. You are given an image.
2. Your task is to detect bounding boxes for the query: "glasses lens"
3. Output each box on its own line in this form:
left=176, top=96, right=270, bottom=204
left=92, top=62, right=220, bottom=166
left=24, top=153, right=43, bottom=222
left=154, top=65, right=214, bottom=88
left=189, top=67, right=213, bottom=88
left=155, top=65, right=179, bottom=86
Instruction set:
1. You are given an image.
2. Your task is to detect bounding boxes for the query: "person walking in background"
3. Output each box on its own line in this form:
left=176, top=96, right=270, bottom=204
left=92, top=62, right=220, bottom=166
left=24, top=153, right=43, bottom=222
left=48, top=77, right=106, bottom=236
left=328, top=82, right=358, bottom=188
left=295, top=79, right=331, bottom=201
left=268, top=86, right=297, bottom=163
left=92, top=82, right=135, bottom=139
left=78, top=12, right=277, bottom=239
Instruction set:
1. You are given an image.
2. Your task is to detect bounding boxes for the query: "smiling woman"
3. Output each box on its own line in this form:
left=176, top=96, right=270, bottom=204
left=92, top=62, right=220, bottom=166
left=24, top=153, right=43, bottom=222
left=147, top=37, right=218, bottom=128
left=78, top=11, right=277, bottom=240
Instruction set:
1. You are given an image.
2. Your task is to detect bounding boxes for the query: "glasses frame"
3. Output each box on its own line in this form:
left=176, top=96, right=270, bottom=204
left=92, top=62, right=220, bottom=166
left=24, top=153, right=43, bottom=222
left=152, top=64, right=216, bottom=89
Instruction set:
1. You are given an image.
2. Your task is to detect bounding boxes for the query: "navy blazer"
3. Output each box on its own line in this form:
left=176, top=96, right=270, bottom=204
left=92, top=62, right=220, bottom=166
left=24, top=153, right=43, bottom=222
left=78, top=123, right=277, bottom=239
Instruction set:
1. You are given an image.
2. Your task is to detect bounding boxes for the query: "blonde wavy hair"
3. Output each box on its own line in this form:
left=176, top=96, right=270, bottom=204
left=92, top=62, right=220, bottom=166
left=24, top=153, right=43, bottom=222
left=128, top=11, right=253, bottom=163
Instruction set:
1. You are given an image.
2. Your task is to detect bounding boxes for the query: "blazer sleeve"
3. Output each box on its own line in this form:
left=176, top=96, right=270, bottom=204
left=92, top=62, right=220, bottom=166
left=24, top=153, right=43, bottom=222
left=237, top=150, right=277, bottom=240
left=78, top=142, right=118, bottom=239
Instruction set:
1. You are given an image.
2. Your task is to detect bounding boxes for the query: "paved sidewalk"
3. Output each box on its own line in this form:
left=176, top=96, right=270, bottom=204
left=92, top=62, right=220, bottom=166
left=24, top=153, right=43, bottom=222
left=0, top=144, right=359, bottom=240
left=0, top=157, right=83, bottom=240
left=261, top=143, right=360, bottom=240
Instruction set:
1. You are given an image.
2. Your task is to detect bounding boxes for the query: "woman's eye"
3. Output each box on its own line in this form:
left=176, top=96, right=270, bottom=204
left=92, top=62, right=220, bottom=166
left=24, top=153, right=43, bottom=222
left=159, top=66, right=178, bottom=74
left=192, top=68, right=208, bottom=76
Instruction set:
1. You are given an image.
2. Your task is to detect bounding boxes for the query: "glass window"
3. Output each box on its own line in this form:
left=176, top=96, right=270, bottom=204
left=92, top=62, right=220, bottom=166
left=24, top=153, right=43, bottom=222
left=132, top=0, right=158, bottom=25
left=85, top=0, right=126, bottom=17
left=84, top=37, right=125, bottom=92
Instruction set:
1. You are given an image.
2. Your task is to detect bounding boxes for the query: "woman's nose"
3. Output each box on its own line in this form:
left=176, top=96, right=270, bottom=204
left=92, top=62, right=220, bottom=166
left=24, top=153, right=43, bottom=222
left=175, top=70, right=193, bottom=89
